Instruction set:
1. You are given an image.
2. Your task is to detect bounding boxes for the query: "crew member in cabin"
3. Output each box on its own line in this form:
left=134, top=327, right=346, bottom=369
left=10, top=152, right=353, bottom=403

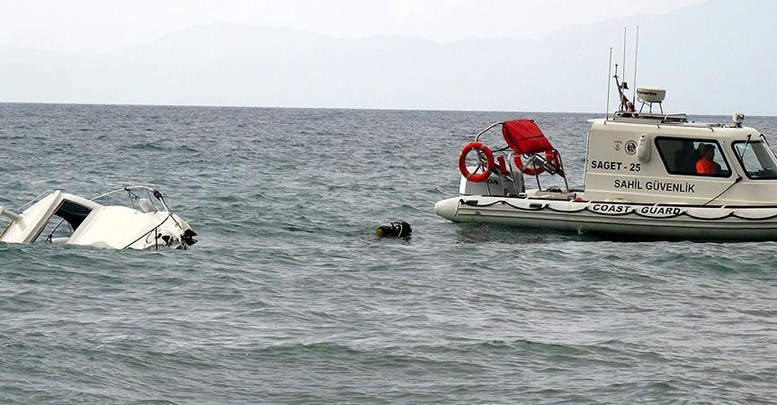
left=676, top=141, right=699, bottom=174
left=696, top=144, right=719, bottom=175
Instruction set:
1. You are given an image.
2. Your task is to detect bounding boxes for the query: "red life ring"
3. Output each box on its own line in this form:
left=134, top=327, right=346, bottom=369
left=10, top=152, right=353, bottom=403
left=514, top=150, right=560, bottom=176
left=458, top=141, right=495, bottom=183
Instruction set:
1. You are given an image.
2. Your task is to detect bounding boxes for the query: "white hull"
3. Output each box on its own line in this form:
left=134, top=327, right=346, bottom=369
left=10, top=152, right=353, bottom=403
left=0, top=186, right=196, bottom=250
left=435, top=196, right=777, bottom=241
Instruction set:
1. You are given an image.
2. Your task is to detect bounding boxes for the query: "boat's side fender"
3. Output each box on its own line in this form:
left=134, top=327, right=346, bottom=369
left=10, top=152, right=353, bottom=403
left=637, top=133, right=651, bottom=163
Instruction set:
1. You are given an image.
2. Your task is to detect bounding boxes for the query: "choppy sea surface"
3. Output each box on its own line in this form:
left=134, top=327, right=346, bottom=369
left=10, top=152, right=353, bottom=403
left=1, top=103, right=777, bottom=404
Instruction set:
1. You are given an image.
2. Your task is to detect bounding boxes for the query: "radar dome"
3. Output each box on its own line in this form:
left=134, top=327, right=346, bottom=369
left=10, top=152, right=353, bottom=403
left=636, top=87, right=666, bottom=103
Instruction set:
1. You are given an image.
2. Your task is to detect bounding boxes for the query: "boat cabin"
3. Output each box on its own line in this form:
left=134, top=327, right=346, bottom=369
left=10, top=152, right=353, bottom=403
left=0, top=191, right=99, bottom=244
left=583, top=109, right=777, bottom=205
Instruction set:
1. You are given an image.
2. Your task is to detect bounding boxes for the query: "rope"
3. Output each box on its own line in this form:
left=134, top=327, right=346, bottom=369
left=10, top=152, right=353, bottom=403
left=120, top=213, right=173, bottom=250
left=703, top=176, right=742, bottom=206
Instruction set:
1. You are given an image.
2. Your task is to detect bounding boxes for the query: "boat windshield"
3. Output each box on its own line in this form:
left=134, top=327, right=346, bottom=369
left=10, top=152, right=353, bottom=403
left=733, top=140, right=777, bottom=179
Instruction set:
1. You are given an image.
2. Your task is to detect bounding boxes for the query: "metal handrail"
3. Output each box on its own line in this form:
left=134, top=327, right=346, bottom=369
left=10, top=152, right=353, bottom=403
left=18, top=189, right=54, bottom=210
left=91, top=186, right=171, bottom=213
left=474, top=122, right=503, bottom=143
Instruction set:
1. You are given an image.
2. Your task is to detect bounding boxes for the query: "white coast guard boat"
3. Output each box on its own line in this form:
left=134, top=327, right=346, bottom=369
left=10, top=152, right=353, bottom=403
left=435, top=73, right=777, bottom=241
left=0, top=186, right=197, bottom=250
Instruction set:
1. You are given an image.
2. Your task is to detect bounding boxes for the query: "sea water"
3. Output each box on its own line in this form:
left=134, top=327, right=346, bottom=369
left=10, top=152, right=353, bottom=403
left=1, top=103, right=776, bottom=404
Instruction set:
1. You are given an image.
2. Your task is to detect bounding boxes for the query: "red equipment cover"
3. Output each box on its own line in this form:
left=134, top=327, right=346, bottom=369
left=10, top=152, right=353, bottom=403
left=501, top=119, right=553, bottom=155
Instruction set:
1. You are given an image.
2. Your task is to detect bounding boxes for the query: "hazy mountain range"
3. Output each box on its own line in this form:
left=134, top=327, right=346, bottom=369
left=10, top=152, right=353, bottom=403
left=0, top=0, right=773, bottom=114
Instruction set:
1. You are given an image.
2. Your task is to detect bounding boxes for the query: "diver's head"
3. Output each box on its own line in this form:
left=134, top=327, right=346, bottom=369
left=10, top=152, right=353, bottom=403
left=374, top=221, right=412, bottom=238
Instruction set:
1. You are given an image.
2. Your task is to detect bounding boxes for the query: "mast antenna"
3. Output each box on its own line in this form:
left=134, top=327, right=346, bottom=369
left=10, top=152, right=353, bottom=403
left=632, top=26, right=640, bottom=108
left=606, top=47, right=612, bottom=120
left=622, top=27, right=627, bottom=90
left=613, top=28, right=635, bottom=114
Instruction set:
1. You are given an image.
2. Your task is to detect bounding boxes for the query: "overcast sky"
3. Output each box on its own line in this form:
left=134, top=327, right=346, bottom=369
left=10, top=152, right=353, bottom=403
left=2, top=0, right=774, bottom=115
left=1, top=0, right=707, bottom=52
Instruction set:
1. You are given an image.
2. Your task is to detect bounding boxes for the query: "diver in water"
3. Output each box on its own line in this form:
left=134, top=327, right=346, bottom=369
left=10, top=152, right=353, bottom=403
left=374, top=221, right=412, bottom=238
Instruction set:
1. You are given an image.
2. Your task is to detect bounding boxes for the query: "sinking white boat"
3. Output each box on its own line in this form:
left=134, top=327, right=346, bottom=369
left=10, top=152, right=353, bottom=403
left=435, top=71, right=777, bottom=241
left=0, top=186, right=197, bottom=250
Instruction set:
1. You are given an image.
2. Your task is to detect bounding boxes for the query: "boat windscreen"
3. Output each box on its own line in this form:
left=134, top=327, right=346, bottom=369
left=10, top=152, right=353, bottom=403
left=55, top=200, right=93, bottom=230
left=733, top=141, right=777, bottom=179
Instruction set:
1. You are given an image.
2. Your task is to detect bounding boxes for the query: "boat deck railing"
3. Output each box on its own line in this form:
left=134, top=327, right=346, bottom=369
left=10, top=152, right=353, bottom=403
left=92, top=186, right=171, bottom=213
left=612, top=111, right=689, bottom=124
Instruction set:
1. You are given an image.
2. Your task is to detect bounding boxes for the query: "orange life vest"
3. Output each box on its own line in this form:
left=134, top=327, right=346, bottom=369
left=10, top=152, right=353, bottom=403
left=696, top=157, right=716, bottom=175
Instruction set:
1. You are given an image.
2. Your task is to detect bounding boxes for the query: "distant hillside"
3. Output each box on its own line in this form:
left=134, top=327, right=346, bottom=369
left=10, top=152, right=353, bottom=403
left=0, top=0, right=773, bottom=114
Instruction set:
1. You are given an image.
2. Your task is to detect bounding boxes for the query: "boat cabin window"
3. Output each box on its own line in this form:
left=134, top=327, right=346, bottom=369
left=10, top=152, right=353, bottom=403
left=655, top=137, right=731, bottom=177
left=733, top=140, right=777, bottom=179
left=36, top=200, right=94, bottom=244
left=55, top=200, right=93, bottom=230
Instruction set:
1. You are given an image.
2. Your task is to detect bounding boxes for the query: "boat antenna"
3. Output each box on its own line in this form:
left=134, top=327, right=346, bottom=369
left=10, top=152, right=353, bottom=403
left=615, top=27, right=636, bottom=113
left=606, top=47, right=612, bottom=120
left=632, top=26, right=640, bottom=108
left=622, top=27, right=627, bottom=92
left=737, top=133, right=752, bottom=162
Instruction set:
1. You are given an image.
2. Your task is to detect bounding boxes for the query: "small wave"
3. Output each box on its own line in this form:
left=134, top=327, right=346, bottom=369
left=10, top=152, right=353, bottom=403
left=127, top=142, right=166, bottom=151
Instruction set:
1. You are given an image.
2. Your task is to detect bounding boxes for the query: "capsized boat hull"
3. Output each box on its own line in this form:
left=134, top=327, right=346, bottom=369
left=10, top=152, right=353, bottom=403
left=435, top=196, right=777, bottom=241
